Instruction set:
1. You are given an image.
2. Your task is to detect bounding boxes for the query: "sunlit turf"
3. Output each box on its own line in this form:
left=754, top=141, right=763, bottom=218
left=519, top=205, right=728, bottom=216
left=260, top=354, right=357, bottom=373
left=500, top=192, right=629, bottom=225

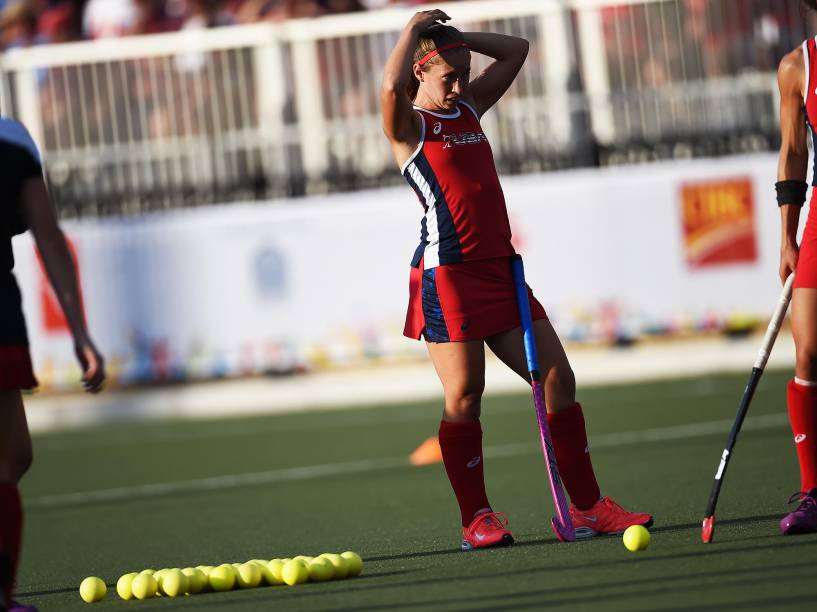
left=18, top=369, right=817, bottom=610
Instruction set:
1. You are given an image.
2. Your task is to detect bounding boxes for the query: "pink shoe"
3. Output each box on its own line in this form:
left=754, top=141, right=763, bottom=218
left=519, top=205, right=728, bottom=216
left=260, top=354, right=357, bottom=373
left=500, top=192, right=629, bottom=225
left=461, top=511, right=514, bottom=551
left=570, top=496, right=653, bottom=539
left=780, top=489, right=817, bottom=535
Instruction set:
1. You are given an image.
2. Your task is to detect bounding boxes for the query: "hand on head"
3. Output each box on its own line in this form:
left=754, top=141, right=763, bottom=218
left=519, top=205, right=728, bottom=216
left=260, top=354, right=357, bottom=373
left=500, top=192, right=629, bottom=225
left=408, top=9, right=450, bottom=32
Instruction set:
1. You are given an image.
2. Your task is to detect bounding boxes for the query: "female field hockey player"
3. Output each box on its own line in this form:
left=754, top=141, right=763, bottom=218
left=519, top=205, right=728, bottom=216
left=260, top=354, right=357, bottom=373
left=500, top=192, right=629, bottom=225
left=774, top=0, right=817, bottom=535
left=0, top=116, right=105, bottom=611
left=380, top=10, right=652, bottom=550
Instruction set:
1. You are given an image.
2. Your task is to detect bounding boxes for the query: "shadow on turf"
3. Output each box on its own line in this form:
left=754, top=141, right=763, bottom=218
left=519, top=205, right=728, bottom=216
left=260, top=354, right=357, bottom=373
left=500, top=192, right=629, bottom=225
left=366, top=512, right=784, bottom=563
left=298, top=559, right=815, bottom=612
left=649, top=513, right=782, bottom=536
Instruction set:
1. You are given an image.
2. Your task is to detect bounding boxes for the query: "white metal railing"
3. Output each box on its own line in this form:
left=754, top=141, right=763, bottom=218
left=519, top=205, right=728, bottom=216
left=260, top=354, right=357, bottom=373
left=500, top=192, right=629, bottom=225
left=0, top=0, right=808, bottom=215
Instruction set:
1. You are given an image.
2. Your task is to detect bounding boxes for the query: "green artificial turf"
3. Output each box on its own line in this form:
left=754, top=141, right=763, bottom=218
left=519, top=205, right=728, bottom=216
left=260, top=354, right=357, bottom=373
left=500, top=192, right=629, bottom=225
left=16, top=369, right=817, bottom=611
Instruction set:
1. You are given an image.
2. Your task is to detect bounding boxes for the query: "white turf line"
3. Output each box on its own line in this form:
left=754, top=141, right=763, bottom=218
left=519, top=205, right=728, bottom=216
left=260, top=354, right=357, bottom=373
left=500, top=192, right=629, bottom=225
left=27, top=413, right=789, bottom=510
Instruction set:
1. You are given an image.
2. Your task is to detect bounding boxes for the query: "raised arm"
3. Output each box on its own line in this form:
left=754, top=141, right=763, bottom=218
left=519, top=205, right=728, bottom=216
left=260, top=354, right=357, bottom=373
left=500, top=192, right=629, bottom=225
left=462, top=32, right=529, bottom=117
left=777, top=47, right=809, bottom=285
left=21, top=177, right=105, bottom=392
left=381, top=9, right=450, bottom=144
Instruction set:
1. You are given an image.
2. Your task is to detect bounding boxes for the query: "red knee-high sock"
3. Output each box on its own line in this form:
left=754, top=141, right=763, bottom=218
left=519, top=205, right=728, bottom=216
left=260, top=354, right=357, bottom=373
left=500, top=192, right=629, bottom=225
left=787, top=379, right=817, bottom=492
left=547, top=403, right=601, bottom=511
left=438, top=420, right=491, bottom=526
left=0, top=482, right=23, bottom=606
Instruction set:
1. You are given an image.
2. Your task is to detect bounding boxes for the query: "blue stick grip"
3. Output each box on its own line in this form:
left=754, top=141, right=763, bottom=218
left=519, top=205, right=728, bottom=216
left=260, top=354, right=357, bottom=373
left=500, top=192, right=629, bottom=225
left=510, top=255, right=539, bottom=375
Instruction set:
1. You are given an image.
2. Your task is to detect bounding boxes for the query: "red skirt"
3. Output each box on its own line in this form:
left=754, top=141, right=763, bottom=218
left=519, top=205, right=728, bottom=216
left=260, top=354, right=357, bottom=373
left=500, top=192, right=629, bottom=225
left=1, top=272, right=38, bottom=390
left=404, top=256, right=548, bottom=342
left=795, top=192, right=817, bottom=289
left=0, top=345, right=37, bottom=391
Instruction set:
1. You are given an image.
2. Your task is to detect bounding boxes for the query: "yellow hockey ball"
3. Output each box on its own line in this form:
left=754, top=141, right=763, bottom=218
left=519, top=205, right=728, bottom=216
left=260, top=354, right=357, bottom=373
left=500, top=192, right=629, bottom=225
left=623, top=525, right=651, bottom=552
left=340, top=551, right=363, bottom=576
left=282, top=559, right=309, bottom=586
left=79, top=576, right=106, bottom=603
left=130, top=573, right=158, bottom=600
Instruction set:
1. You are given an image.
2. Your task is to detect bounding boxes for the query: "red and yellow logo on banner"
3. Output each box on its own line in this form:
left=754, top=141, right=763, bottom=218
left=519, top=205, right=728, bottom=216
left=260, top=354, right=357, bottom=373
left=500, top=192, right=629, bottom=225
left=680, top=178, right=758, bottom=268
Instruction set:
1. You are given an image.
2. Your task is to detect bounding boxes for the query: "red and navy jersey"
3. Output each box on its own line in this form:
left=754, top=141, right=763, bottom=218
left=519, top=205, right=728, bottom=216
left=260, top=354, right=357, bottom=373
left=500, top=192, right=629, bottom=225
left=1, top=117, right=42, bottom=272
left=804, top=38, right=817, bottom=185
left=402, top=102, right=515, bottom=269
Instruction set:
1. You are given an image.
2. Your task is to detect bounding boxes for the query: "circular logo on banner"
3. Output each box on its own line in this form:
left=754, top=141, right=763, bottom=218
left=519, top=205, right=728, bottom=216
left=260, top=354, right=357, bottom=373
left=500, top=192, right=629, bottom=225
left=253, top=245, right=287, bottom=300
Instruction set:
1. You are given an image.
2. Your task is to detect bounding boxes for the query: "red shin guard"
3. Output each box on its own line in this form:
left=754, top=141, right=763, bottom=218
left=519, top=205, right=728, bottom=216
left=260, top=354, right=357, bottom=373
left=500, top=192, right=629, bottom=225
left=547, top=403, right=601, bottom=511
left=0, top=482, right=22, bottom=606
left=438, top=419, right=491, bottom=526
left=787, top=380, right=817, bottom=491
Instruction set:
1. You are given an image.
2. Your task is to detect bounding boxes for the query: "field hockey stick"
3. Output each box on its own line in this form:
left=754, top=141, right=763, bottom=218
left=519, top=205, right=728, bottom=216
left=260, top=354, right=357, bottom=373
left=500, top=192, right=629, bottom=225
left=510, top=255, right=575, bottom=542
left=701, top=273, right=794, bottom=543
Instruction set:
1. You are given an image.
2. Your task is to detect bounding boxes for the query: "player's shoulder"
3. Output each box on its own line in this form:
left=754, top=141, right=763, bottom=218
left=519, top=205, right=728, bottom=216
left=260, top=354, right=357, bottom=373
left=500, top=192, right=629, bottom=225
left=0, top=116, right=42, bottom=163
left=778, top=45, right=805, bottom=78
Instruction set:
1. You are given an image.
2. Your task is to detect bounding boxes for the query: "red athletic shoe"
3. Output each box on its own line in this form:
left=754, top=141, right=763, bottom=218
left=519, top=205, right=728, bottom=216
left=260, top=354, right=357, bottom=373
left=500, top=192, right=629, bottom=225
left=461, top=511, right=514, bottom=551
left=570, top=496, right=653, bottom=539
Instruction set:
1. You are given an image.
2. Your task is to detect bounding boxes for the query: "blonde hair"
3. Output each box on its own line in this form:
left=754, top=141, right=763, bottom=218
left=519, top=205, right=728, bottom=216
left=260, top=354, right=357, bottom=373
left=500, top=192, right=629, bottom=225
left=408, top=24, right=466, bottom=101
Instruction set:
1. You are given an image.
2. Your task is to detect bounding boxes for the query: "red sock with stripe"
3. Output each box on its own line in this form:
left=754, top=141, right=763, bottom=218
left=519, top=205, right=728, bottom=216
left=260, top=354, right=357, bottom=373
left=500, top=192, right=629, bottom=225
left=787, top=379, right=817, bottom=491
left=0, top=482, right=23, bottom=607
left=438, top=419, right=491, bottom=526
left=547, top=403, right=601, bottom=511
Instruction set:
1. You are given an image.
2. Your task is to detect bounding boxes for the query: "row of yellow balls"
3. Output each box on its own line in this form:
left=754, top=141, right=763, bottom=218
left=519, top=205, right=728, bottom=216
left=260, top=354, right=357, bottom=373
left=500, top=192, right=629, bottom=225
left=79, top=551, right=364, bottom=603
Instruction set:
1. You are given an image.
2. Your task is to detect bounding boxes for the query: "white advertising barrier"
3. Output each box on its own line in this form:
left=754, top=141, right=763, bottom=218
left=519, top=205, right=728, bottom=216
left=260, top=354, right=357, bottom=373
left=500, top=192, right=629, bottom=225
left=11, top=153, right=793, bottom=388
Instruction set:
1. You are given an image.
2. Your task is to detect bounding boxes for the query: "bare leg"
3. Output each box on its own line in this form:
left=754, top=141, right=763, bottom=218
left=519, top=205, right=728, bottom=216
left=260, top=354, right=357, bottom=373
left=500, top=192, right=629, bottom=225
left=0, top=390, right=32, bottom=484
left=425, top=339, right=486, bottom=421
left=791, top=288, right=817, bottom=380
left=486, top=319, right=576, bottom=413
left=0, top=389, right=31, bottom=608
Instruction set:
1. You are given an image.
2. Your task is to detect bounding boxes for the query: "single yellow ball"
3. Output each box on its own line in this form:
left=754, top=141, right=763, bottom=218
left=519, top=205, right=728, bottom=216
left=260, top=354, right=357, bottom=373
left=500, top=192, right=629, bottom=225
left=79, top=576, right=107, bottom=603
left=116, top=573, right=138, bottom=600
left=340, top=551, right=363, bottom=576
left=307, top=557, right=334, bottom=582
left=161, top=569, right=188, bottom=597
left=623, top=525, right=651, bottom=552
left=183, top=567, right=208, bottom=594
left=320, top=553, right=348, bottom=579
left=264, top=559, right=285, bottom=585
left=282, top=559, right=309, bottom=586
left=236, top=562, right=262, bottom=588
left=131, top=573, right=158, bottom=600
left=209, top=564, right=236, bottom=591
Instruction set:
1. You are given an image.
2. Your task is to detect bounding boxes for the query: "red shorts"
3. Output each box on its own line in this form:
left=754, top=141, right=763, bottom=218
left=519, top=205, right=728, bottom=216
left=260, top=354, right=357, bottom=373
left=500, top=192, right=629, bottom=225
left=0, top=346, right=37, bottom=391
left=404, top=256, right=548, bottom=342
left=796, top=193, right=817, bottom=289
left=1, top=273, right=38, bottom=390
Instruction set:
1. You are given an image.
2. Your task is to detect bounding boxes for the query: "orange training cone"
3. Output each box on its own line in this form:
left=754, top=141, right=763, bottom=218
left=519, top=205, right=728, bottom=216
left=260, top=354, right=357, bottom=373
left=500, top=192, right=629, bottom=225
left=409, top=436, right=443, bottom=465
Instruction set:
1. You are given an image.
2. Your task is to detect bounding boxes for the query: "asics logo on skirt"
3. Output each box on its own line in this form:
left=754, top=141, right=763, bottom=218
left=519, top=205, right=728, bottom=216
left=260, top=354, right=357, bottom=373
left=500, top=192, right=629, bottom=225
left=466, top=456, right=482, bottom=469
left=795, top=434, right=807, bottom=444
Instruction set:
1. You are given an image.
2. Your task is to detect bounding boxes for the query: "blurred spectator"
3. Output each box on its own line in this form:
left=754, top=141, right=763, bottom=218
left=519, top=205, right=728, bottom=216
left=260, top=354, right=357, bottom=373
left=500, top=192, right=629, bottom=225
left=82, top=0, right=137, bottom=38
left=39, top=1, right=80, bottom=43
left=181, top=0, right=233, bottom=30
left=0, top=0, right=41, bottom=48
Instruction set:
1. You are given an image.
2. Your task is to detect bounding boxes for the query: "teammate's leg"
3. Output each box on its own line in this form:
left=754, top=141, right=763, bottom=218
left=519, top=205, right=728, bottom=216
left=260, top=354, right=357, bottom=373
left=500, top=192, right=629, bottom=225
left=782, top=288, right=817, bottom=534
left=487, top=319, right=652, bottom=536
left=0, top=390, right=33, bottom=609
left=426, top=340, right=512, bottom=549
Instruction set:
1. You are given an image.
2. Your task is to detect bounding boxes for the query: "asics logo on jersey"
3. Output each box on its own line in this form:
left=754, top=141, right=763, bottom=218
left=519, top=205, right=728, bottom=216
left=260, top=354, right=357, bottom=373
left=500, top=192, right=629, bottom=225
left=466, top=456, right=482, bottom=468
left=795, top=433, right=807, bottom=444
left=433, top=122, right=442, bottom=135
left=442, top=131, right=488, bottom=148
